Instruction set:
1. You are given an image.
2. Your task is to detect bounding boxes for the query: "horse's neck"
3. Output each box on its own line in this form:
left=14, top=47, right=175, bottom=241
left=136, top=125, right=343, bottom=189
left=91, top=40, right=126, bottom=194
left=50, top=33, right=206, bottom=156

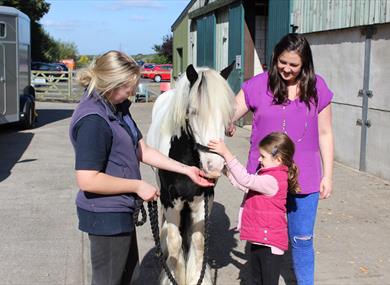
left=168, top=130, right=199, bottom=166
left=147, top=89, right=177, bottom=156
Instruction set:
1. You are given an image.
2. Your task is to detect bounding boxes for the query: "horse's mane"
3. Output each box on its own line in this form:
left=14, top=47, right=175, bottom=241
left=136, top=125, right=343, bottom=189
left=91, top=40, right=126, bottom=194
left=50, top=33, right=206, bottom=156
left=163, top=67, right=235, bottom=138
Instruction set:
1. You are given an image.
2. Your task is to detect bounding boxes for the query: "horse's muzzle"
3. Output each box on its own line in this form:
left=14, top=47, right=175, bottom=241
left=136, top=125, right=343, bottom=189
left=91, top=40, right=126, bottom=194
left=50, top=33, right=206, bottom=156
left=204, top=170, right=222, bottom=179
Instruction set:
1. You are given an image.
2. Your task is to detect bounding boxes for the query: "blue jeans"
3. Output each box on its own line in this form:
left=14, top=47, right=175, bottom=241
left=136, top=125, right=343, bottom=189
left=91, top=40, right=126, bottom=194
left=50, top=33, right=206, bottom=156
left=287, top=192, right=319, bottom=285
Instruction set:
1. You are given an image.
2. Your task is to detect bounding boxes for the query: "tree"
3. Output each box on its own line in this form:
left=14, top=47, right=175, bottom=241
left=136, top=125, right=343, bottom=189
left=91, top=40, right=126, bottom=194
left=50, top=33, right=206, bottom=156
left=152, top=34, right=173, bottom=63
left=77, top=55, right=92, bottom=68
left=0, top=0, right=53, bottom=61
left=56, top=40, right=78, bottom=60
left=0, top=0, right=50, bottom=21
left=1, top=0, right=77, bottom=62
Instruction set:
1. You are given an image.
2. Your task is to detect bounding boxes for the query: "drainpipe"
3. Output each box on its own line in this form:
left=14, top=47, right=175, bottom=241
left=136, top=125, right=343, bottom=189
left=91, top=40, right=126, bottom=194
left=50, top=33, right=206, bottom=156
left=358, top=25, right=376, bottom=171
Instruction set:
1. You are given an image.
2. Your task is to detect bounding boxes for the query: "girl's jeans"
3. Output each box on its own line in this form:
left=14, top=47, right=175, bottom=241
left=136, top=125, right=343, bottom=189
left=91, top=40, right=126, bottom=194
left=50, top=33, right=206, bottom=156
left=287, top=192, right=320, bottom=285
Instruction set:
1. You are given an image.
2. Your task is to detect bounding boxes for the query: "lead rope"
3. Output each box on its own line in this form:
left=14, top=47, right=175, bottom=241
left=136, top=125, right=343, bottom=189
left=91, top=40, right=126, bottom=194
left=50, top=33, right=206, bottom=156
left=147, top=191, right=210, bottom=285
left=148, top=200, right=178, bottom=285
left=133, top=198, right=147, bottom=226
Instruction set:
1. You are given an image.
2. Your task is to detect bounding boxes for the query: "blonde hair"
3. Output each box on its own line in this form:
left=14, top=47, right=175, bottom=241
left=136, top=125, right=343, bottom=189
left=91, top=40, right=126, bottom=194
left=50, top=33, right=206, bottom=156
left=77, top=50, right=140, bottom=97
left=259, top=132, right=301, bottom=194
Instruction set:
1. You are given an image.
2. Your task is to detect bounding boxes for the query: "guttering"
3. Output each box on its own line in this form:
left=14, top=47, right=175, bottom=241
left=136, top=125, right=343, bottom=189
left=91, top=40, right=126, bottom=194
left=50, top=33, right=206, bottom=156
left=188, top=0, right=239, bottom=19
left=171, top=0, right=197, bottom=31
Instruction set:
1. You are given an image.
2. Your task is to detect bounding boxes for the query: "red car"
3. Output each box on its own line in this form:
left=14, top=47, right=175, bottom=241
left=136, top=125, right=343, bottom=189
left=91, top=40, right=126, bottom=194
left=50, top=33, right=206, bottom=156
left=141, top=63, right=156, bottom=78
left=146, top=64, right=173, bottom=82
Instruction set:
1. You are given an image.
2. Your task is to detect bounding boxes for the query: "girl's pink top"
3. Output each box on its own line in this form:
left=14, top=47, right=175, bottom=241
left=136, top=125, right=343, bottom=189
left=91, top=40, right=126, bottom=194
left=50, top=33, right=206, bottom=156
left=242, top=72, right=333, bottom=194
left=226, top=158, right=286, bottom=254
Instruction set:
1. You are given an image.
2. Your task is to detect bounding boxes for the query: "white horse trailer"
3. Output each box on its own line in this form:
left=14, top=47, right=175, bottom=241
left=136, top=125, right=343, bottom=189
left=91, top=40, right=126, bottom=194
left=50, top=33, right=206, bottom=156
left=0, top=6, right=36, bottom=129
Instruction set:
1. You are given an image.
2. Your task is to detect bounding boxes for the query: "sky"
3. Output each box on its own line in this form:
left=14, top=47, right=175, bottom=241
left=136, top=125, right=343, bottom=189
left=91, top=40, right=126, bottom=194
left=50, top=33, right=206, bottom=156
left=40, top=0, right=189, bottom=56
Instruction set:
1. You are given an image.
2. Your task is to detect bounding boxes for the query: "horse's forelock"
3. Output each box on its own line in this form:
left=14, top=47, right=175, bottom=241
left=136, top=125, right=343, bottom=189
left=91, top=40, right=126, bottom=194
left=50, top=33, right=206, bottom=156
left=193, top=69, right=235, bottom=128
left=165, top=67, right=235, bottom=138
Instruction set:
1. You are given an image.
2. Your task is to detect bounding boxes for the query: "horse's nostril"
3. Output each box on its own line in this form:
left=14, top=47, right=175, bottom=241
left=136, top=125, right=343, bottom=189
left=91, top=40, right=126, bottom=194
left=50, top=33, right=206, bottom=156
left=207, top=160, right=213, bottom=169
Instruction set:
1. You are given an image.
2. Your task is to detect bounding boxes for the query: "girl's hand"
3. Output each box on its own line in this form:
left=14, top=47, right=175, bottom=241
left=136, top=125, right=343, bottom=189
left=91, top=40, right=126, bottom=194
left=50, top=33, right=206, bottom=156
left=320, top=176, right=332, bottom=199
left=185, top=166, right=215, bottom=187
left=207, top=139, right=229, bottom=157
left=136, top=181, right=160, bottom=201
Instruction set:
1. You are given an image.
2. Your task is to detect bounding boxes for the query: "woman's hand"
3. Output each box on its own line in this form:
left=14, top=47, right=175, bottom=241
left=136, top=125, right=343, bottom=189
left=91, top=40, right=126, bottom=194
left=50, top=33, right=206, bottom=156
left=136, top=181, right=160, bottom=201
left=320, top=176, right=332, bottom=199
left=185, top=166, right=215, bottom=187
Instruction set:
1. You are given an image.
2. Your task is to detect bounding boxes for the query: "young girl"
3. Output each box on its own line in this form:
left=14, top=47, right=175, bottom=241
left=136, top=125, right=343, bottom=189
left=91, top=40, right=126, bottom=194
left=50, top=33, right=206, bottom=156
left=227, top=33, right=334, bottom=285
left=208, top=132, right=300, bottom=285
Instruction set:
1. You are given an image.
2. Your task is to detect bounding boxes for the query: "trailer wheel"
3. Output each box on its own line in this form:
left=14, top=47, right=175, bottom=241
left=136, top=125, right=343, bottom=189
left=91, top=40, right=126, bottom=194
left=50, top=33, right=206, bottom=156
left=21, top=100, right=35, bottom=129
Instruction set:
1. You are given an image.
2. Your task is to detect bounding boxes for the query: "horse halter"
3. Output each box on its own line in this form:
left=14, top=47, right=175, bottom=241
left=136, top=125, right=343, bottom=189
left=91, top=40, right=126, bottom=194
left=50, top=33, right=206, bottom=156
left=195, top=142, right=212, bottom=153
left=184, top=119, right=216, bottom=154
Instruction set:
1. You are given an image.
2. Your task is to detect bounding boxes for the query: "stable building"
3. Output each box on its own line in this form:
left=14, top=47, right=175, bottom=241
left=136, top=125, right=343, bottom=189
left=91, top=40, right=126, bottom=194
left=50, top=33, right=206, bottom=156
left=172, top=0, right=390, bottom=181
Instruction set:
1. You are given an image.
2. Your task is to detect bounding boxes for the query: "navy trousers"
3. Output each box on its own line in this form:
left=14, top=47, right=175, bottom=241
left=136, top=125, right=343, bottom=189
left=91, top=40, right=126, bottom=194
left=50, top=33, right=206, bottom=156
left=89, top=231, right=138, bottom=285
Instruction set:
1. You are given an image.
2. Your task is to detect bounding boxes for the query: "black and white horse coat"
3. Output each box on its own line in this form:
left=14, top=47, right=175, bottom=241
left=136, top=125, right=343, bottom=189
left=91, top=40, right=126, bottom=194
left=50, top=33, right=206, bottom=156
left=147, top=64, right=235, bottom=285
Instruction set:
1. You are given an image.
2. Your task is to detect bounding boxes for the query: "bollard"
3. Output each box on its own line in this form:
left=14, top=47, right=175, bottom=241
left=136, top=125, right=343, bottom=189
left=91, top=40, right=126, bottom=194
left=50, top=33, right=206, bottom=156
left=160, top=82, right=171, bottom=94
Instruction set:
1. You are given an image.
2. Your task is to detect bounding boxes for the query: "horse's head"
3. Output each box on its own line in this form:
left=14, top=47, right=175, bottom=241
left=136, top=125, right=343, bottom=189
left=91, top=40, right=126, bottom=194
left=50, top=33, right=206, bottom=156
left=178, top=63, right=235, bottom=179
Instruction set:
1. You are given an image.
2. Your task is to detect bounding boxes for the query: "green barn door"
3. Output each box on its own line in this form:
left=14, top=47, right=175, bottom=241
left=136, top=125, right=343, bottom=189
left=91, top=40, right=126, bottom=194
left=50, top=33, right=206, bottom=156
left=0, top=44, right=5, bottom=115
left=266, top=0, right=291, bottom=65
left=197, top=14, right=215, bottom=68
left=228, top=3, right=244, bottom=93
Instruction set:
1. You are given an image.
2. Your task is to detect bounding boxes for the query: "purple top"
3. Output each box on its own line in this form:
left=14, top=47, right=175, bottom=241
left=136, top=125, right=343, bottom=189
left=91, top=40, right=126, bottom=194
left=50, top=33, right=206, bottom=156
left=242, top=72, right=333, bottom=194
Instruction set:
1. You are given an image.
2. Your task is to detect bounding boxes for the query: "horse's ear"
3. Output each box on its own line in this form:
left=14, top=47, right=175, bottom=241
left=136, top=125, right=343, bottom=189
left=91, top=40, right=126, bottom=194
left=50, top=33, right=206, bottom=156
left=220, top=60, right=235, bottom=80
left=186, top=64, right=198, bottom=88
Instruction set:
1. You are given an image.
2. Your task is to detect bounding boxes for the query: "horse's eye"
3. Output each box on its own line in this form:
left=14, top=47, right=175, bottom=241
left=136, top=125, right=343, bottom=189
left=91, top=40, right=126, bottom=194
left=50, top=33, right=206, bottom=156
left=189, top=109, right=198, bottom=116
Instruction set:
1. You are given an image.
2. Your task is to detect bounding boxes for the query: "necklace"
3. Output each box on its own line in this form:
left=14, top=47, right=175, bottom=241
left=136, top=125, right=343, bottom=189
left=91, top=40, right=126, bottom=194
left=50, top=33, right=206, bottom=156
left=281, top=103, right=309, bottom=143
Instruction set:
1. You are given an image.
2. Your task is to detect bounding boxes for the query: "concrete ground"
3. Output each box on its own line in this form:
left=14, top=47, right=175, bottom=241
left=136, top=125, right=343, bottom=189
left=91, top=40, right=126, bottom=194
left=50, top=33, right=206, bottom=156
left=0, top=101, right=389, bottom=285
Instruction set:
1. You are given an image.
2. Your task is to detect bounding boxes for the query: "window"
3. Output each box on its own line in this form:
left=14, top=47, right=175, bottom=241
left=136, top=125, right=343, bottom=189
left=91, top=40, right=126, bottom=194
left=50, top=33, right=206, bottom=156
left=0, top=23, right=5, bottom=38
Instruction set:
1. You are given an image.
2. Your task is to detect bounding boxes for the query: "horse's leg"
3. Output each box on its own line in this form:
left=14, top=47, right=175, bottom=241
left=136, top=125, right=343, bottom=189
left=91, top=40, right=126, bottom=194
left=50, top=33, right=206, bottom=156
left=186, top=195, right=214, bottom=285
left=160, top=208, right=168, bottom=258
left=160, top=201, right=186, bottom=285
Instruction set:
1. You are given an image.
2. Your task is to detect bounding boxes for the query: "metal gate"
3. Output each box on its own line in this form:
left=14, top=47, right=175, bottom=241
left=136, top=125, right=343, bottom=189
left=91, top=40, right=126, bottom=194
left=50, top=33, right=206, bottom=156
left=31, top=70, right=83, bottom=102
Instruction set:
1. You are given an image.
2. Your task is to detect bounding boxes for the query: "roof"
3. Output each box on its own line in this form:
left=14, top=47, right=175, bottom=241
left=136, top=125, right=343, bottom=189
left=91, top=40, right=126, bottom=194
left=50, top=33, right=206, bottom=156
left=171, top=0, right=197, bottom=32
left=0, top=6, right=30, bottom=21
left=188, top=0, right=238, bottom=19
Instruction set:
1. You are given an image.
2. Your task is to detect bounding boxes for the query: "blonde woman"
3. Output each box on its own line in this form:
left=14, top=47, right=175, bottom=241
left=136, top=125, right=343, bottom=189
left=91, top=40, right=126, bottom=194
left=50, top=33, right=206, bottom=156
left=69, top=51, right=212, bottom=285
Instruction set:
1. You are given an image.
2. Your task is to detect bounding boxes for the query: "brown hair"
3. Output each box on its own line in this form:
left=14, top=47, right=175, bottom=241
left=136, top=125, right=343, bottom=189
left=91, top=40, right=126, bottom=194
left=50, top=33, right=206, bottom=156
left=268, top=33, right=318, bottom=110
left=259, top=132, right=300, bottom=194
left=77, top=50, right=140, bottom=97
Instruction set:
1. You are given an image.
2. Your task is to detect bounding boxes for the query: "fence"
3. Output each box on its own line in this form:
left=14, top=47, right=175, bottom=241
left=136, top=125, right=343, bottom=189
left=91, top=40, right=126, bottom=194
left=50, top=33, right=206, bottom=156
left=32, top=70, right=169, bottom=103
left=31, top=70, right=84, bottom=102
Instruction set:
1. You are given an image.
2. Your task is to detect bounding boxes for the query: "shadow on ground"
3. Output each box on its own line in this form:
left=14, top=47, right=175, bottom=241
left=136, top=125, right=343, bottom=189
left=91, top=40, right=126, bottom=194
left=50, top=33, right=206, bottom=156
left=0, top=108, right=74, bottom=182
left=133, top=199, right=298, bottom=285
left=0, top=131, right=34, bottom=182
left=134, top=202, right=243, bottom=285
left=34, top=108, right=74, bottom=128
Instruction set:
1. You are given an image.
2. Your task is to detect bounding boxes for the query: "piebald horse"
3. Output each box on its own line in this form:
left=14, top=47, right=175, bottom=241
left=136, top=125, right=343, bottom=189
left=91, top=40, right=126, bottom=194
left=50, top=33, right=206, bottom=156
left=147, top=64, right=235, bottom=285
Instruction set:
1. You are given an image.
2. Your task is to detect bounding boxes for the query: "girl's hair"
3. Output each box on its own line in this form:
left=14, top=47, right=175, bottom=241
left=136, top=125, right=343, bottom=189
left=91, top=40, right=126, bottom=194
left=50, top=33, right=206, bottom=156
left=268, top=33, right=318, bottom=110
left=259, top=132, right=300, bottom=194
left=77, top=50, right=140, bottom=97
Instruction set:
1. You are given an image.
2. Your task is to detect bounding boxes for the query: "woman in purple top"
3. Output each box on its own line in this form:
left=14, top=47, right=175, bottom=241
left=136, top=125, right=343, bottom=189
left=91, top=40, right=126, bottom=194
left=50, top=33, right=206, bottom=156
left=228, top=34, right=334, bottom=285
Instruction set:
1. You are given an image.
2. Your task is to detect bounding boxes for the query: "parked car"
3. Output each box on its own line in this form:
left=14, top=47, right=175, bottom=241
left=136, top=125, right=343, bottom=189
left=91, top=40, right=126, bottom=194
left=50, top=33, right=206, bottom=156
left=31, top=62, right=68, bottom=72
left=141, top=63, right=156, bottom=78
left=146, top=64, right=173, bottom=82
left=56, top=62, right=69, bottom=72
left=31, top=62, right=69, bottom=84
